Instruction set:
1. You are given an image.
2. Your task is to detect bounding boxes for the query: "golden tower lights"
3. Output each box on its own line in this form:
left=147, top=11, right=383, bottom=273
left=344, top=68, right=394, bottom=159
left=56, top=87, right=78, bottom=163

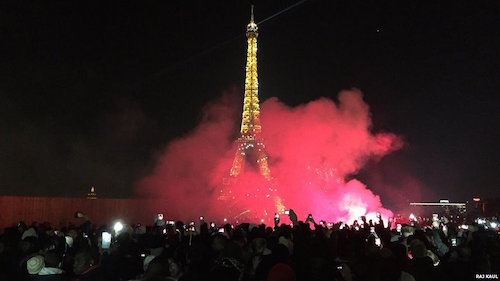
left=230, top=5, right=271, bottom=180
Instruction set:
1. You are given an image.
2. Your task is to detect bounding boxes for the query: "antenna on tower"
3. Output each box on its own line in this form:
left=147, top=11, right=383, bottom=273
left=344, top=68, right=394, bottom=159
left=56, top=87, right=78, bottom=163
left=250, top=4, right=254, bottom=23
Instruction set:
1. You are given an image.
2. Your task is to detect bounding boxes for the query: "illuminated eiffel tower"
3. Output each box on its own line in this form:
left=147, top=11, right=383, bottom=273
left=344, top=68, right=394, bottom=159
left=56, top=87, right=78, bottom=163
left=217, top=6, right=282, bottom=221
left=230, top=5, right=271, bottom=180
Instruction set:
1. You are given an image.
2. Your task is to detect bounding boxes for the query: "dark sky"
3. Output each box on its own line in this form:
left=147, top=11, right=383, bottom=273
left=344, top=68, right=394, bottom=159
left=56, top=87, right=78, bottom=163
left=1, top=1, right=499, bottom=206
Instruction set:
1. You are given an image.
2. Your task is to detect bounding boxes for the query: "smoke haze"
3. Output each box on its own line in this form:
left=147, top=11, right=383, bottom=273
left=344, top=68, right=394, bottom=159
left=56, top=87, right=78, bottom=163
left=137, top=89, right=403, bottom=223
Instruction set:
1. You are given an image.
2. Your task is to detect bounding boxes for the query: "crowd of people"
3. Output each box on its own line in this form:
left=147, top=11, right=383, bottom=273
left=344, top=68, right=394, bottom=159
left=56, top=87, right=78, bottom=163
left=0, top=210, right=499, bottom=281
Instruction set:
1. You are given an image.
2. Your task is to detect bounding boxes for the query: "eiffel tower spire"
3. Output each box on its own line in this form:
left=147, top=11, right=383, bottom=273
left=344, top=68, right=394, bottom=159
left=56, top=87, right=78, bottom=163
left=230, top=5, right=271, bottom=180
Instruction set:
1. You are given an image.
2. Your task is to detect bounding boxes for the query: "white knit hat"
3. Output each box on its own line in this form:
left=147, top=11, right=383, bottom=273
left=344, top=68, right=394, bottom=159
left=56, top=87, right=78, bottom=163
left=22, top=227, right=38, bottom=240
left=65, top=236, right=74, bottom=248
left=143, top=255, right=156, bottom=272
left=27, top=255, right=45, bottom=275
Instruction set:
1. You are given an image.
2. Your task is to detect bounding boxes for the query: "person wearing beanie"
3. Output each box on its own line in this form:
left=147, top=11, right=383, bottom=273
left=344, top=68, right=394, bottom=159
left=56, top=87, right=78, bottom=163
left=27, top=255, right=45, bottom=275
left=32, top=251, right=68, bottom=281
left=143, top=255, right=156, bottom=273
left=22, top=227, right=38, bottom=240
left=64, top=236, right=74, bottom=248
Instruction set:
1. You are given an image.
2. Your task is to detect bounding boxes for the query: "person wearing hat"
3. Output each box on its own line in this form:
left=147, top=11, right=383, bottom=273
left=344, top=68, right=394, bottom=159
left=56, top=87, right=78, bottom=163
left=27, top=255, right=45, bottom=275
left=27, top=252, right=68, bottom=281
left=22, top=227, right=38, bottom=241
left=35, top=251, right=67, bottom=281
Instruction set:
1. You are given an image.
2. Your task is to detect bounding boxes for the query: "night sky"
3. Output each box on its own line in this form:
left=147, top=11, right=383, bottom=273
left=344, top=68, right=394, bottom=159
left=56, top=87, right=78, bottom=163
left=1, top=1, right=499, bottom=208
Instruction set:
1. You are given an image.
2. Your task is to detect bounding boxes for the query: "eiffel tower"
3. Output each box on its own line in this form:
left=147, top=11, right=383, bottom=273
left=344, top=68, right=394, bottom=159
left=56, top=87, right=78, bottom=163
left=230, top=5, right=271, bottom=180
left=217, top=6, right=281, bottom=221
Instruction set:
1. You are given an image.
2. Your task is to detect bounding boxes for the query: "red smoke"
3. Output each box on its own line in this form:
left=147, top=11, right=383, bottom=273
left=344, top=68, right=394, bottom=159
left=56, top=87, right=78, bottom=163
left=137, top=89, right=402, bottom=224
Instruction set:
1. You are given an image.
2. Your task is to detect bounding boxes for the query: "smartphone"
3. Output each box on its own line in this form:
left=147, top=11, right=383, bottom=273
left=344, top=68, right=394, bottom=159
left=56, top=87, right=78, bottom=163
left=167, top=220, right=175, bottom=225
left=218, top=228, right=225, bottom=233
left=210, top=222, right=216, bottom=228
left=101, top=232, right=111, bottom=249
left=451, top=238, right=457, bottom=247
left=397, top=224, right=402, bottom=233
left=162, top=228, right=167, bottom=234
left=200, top=216, right=204, bottom=221
left=370, top=226, right=375, bottom=234
left=274, top=213, right=279, bottom=219
left=432, top=214, right=438, bottom=221
left=189, top=221, right=195, bottom=226
left=284, top=210, right=290, bottom=215
left=189, top=226, right=195, bottom=232
left=140, top=253, right=146, bottom=258
left=223, top=218, right=228, bottom=223
left=157, top=213, right=164, bottom=220
left=375, top=238, right=381, bottom=246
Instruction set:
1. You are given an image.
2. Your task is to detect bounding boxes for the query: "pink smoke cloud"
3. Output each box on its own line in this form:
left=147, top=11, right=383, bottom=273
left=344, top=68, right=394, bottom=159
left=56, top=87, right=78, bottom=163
left=137, top=88, right=403, bottom=223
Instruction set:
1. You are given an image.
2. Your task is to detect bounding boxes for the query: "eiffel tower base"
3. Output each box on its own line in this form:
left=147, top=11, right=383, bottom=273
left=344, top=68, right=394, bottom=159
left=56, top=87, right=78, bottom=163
left=217, top=177, right=280, bottom=224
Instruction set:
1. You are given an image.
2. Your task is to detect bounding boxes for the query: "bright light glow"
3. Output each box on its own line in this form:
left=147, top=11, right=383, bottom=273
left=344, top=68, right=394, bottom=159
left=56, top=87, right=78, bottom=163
left=409, top=213, right=416, bottom=221
left=491, top=222, right=498, bottom=228
left=460, top=224, right=468, bottom=230
left=113, top=221, right=124, bottom=233
left=473, top=197, right=480, bottom=202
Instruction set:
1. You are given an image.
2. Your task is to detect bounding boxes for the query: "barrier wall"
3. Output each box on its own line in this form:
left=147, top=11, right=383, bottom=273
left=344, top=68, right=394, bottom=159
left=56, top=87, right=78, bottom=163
left=0, top=196, right=162, bottom=230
